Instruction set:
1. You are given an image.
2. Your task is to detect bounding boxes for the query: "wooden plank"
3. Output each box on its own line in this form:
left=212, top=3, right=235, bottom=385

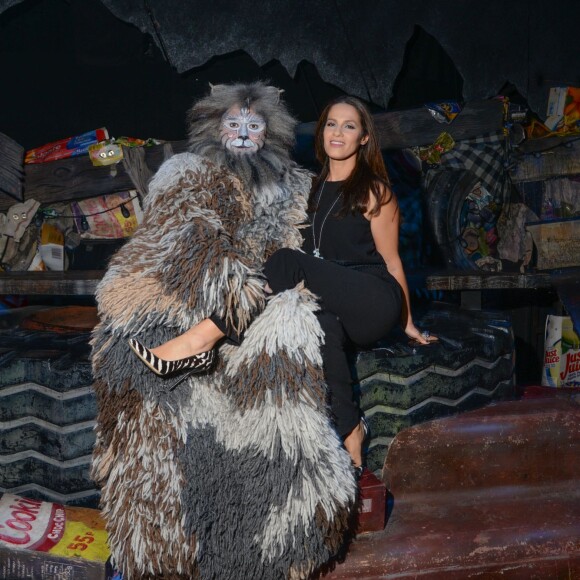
left=297, top=100, right=505, bottom=151
left=510, top=141, right=580, bottom=183
left=516, top=134, right=580, bottom=156
left=373, top=99, right=505, bottom=150
left=0, top=132, right=24, bottom=202
left=0, top=141, right=188, bottom=211
left=0, top=271, right=103, bottom=295
left=426, top=270, right=553, bottom=291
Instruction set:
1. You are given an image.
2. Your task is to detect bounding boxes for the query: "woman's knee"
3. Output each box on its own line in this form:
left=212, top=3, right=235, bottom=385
left=264, top=248, right=302, bottom=292
left=265, top=248, right=299, bottom=269
left=317, top=311, right=345, bottom=347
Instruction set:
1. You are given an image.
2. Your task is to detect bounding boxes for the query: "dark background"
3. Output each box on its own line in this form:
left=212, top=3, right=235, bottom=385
left=1, top=0, right=578, bottom=150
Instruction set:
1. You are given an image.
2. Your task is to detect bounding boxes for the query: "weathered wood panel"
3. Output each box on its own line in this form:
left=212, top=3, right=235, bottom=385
left=426, top=270, right=553, bottom=291
left=516, top=133, right=580, bottom=155
left=510, top=140, right=580, bottom=183
left=0, top=140, right=188, bottom=211
left=297, top=100, right=505, bottom=151
left=527, top=220, right=580, bottom=270
left=0, top=132, right=24, bottom=202
left=0, top=271, right=103, bottom=295
left=373, top=99, right=505, bottom=150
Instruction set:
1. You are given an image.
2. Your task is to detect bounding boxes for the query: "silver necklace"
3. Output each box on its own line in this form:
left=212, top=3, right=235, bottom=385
left=311, top=180, right=342, bottom=259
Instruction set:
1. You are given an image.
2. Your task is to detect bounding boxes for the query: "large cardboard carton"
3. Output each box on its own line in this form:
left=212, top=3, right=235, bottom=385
left=0, top=493, right=114, bottom=580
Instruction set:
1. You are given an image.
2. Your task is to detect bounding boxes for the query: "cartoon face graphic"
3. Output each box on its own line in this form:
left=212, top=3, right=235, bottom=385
left=220, top=105, right=266, bottom=154
left=89, top=143, right=123, bottom=166
left=4, top=199, right=40, bottom=243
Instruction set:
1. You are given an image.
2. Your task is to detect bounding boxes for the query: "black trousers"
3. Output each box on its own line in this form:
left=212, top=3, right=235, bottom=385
left=264, top=249, right=402, bottom=436
left=212, top=248, right=403, bottom=437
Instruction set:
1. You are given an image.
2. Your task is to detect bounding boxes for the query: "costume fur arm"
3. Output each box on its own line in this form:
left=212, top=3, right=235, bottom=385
left=236, top=164, right=312, bottom=262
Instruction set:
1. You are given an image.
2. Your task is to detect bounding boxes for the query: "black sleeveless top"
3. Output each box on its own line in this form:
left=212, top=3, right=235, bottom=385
left=302, top=180, right=385, bottom=264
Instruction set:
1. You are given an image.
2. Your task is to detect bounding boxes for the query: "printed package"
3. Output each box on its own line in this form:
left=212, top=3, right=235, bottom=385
left=70, top=190, right=143, bottom=239
left=25, top=128, right=109, bottom=164
left=541, top=315, right=580, bottom=388
left=0, top=493, right=115, bottom=580
left=544, top=86, right=580, bottom=133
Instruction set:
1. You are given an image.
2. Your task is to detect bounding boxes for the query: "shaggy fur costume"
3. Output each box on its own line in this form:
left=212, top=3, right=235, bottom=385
left=91, top=83, right=357, bottom=579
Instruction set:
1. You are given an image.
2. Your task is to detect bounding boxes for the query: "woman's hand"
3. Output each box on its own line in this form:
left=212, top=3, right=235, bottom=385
left=404, top=321, right=437, bottom=345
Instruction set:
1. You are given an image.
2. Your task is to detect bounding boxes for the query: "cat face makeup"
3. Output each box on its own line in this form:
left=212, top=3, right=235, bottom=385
left=220, top=105, right=266, bottom=154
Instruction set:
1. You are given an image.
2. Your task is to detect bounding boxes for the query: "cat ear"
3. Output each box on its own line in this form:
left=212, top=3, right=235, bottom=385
left=263, top=86, right=283, bottom=103
left=209, top=82, right=227, bottom=96
left=209, top=82, right=230, bottom=99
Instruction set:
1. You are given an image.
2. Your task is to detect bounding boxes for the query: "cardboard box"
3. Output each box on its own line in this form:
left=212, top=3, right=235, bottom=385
left=545, top=86, right=580, bottom=132
left=0, top=493, right=115, bottom=580
left=545, top=86, right=567, bottom=130
left=526, top=218, right=580, bottom=270
left=357, top=469, right=387, bottom=533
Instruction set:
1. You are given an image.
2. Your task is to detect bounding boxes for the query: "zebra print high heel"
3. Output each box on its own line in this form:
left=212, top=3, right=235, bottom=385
left=128, top=338, right=216, bottom=377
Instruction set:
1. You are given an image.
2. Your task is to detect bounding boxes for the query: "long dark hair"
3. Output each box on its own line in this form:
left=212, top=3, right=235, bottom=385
left=309, top=96, right=394, bottom=217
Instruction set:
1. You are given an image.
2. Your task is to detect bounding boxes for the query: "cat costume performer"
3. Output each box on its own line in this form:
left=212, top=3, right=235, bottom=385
left=90, top=82, right=356, bottom=579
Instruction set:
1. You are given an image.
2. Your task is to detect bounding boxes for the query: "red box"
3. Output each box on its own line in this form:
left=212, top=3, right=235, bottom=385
left=357, top=468, right=387, bottom=533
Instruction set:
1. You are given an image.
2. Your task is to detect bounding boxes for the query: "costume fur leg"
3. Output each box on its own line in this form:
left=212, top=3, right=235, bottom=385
left=179, top=284, right=356, bottom=579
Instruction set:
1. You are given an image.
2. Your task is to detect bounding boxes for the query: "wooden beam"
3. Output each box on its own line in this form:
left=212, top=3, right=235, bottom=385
left=373, top=100, right=505, bottom=150
left=515, top=134, right=580, bottom=155
left=426, top=270, right=553, bottom=291
left=296, top=100, right=506, bottom=151
left=0, top=132, right=24, bottom=202
left=0, top=271, right=103, bottom=295
left=0, top=141, right=188, bottom=211
left=510, top=141, right=580, bottom=183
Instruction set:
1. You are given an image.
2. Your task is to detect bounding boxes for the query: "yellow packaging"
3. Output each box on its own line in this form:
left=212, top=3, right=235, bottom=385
left=40, top=222, right=64, bottom=246
left=0, top=493, right=114, bottom=579
left=39, top=222, right=65, bottom=271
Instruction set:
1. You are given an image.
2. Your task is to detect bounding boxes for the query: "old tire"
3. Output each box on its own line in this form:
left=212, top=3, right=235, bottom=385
left=354, top=304, right=516, bottom=474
